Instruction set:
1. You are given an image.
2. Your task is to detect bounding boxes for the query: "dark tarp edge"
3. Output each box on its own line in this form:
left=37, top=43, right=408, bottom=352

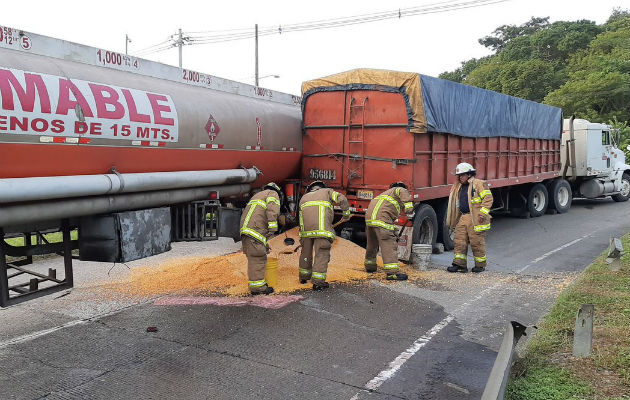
left=419, top=75, right=562, bottom=140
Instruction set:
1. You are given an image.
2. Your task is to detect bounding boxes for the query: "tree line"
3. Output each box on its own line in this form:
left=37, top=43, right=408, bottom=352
left=439, top=9, right=629, bottom=157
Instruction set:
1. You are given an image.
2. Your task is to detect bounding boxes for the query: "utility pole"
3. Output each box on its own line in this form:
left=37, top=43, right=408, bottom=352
left=178, top=28, right=183, bottom=68
left=125, top=34, right=131, bottom=55
left=254, top=24, right=259, bottom=87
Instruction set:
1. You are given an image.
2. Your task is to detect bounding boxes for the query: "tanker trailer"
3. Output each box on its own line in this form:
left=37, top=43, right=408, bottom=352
left=0, top=25, right=302, bottom=306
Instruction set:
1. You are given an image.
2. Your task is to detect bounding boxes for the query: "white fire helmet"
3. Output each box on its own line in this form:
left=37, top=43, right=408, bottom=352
left=455, top=162, right=476, bottom=175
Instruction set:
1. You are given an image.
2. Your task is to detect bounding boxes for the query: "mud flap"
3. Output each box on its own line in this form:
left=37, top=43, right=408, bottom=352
left=218, top=207, right=243, bottom=242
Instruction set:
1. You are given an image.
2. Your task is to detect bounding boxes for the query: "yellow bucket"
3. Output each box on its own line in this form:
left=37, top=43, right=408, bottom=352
left=265, top=257, right=278, bottom=288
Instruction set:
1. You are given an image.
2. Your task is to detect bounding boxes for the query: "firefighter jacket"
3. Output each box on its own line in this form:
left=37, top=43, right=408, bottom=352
left=445, top=177, right=493, bottom=232
left=299, top=188, right=350, bottom=241
left=239, top=189, right=281, bottom=245
left=366, top=187, right=414, bottom=231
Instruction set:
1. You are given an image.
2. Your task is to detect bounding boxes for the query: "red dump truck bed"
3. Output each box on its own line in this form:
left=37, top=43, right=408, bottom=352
left=301, top=69, right=562, bottom=211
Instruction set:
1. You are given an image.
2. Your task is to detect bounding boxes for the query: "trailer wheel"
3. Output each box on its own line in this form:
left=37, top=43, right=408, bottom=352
left=546, top=179, right=572, bottom=213
left=434, top=201, right=454, bottom=250
left=527, top=183, right=548, bottom=217
left=412, top=204, right=438, bottom=246
left=612, top=173, right=630, bottom=202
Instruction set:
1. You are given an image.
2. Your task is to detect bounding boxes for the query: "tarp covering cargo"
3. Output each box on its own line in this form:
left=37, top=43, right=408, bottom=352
left=302, top=68, right=562, bottom=140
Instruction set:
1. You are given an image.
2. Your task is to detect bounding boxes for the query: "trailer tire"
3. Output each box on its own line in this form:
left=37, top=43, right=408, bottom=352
left=412, top=204, right=438, bottom=246
left=546, top=179, right=572, bottom=213
left=612, top=173, right=630, bottom=202
left=527, top=183, right=548, bottom=217
left=434, top=201, right=454, bottom=250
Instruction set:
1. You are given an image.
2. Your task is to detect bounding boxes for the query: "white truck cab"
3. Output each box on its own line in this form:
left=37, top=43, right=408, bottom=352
left=561, top=118, right=630, bottom=201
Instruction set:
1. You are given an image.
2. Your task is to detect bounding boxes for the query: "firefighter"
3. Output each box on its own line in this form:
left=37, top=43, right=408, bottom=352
left=298, top=181, right=350, bottom=290
left=239, top=182, right=283, bottom=295
left=364, top=182, right=414, bottom=280
left=446, top=163, right=493, bottom=273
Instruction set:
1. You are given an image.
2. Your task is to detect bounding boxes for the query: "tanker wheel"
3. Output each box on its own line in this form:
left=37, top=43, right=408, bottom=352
left=412, top=204, right=438, bottom=246
left=527, top=183, right=548, bottom=217
left=546, top=179, right=572, bottom=213
left=434, top=201, right=454, bottom=250
left=612, top=173, right=630, bottom=202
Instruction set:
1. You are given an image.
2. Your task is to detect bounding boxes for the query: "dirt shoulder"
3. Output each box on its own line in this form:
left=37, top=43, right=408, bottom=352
left=506, top=233, right=630, bottom=400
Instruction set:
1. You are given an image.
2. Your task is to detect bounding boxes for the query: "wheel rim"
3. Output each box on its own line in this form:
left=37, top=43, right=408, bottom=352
left=416, top=218, right=434, bottom=244
left=621, top=178, right=630, bottom=197
left=533, top=190, right=546, bottom=212
left=557, top=187, right=569, bottom=207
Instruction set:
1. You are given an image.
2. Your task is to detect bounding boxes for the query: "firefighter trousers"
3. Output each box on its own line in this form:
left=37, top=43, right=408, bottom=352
left=242, top=235, right=270, bottom=292
left=452, top=213, right=487, bottom=269
left=298, top=238, right=332, bottom=283
left=365, top=226, right=400, bottom=274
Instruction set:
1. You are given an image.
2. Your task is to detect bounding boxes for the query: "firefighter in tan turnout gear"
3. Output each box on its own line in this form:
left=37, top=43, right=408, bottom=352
left=298, top=181, right=350, bottom=291
left=239, top=182, right=283, bottom=295
left=446, top=163, right=493, bottom=273
left=364, top=182, right=414, bottom=280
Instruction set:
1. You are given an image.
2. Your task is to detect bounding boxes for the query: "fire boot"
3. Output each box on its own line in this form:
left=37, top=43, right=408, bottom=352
left=447, top=264, right=468, bottom=273
left=385, top=273, right=408, bottom=281
left=471, top=266, right=485, bottom=273
left=313, top=282, right=330, bottom=291
left=251, top=286, right=275, bottom=296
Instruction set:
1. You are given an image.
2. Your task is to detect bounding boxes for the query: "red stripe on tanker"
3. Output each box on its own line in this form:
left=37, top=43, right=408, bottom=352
left=0, top=67, right=178, bottom=142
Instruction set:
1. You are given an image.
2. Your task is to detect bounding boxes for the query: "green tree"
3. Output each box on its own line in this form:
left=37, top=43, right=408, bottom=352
left=479, top=17, right=550, bottom=51
left=609, top=117, right=630, bottom=160
left=438, top=57, right=490, bottom=83
left=544, top=13, right=630, bottom=122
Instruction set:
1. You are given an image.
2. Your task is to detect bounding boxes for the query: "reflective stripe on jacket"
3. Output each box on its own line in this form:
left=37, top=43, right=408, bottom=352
left=446, top=177, right=493, bottom=232
left=299, top=188, right=349, bottom=240
left=365, top=187, right=414, bottom=231
left=239, top=189, right=281, bottom=245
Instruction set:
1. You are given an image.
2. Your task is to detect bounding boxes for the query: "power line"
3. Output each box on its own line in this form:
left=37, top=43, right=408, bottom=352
left=131, top=0, right=510, bottom=53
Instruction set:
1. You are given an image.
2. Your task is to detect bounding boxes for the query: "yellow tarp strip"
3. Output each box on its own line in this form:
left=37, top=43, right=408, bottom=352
left=301, top=68, right=427, bottom=133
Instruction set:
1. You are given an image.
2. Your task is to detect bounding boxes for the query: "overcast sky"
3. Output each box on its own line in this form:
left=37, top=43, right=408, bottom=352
left=1, top=0, right=624, bottom=95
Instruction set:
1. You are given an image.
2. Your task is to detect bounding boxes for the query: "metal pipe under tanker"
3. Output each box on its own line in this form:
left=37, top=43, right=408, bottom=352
left=0, top=27, right=302, bottom=185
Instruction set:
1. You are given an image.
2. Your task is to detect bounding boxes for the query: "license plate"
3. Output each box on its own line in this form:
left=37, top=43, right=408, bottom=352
left=357, top=190, right=373, bottom=200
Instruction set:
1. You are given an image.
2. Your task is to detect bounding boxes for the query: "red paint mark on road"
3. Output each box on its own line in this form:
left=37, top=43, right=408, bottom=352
left=154, top=295, right=304, bottom=309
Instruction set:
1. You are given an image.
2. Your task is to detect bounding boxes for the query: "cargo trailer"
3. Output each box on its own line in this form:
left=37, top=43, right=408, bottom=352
left=300, top=69, right=629, bottom=252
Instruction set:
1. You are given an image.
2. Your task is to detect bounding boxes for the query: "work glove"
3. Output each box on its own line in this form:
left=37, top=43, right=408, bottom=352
left=278, top=214, right=287, bottom=227
left=478, top=214, right=487, bottom=224
left=406, top=212, right=415, bottom=220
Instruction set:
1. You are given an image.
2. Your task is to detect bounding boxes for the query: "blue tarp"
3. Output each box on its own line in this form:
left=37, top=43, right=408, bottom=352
left=420, top=75, right=562, bottom=140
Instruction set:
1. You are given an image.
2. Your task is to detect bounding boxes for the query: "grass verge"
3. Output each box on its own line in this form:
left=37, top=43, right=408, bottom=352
left=506, top=233, right=629, bottom=400
left=3, top=230, right=78, bottom=247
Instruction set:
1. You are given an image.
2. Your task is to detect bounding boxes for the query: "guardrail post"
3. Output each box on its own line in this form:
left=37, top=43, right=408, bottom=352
left=481, top=321, right=528, bottom=400
left=605, top=237, right=623, bottom=271
left=573, top=304, right=594, bottom=357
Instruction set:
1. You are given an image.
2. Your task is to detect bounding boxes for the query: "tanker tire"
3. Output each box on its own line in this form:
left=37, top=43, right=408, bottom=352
left=434, top=201, right=454, bottom=250
left=612, top=173, right=630, bottom=202
left=527, top=183, right=548, bottom=217
left=546, top=179, right=572, bottom=213
left=412, top=204, right=438, bottom=246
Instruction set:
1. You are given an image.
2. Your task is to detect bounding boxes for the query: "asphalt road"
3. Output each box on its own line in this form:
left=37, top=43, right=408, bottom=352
left=1, top=198, right=628, bottom=400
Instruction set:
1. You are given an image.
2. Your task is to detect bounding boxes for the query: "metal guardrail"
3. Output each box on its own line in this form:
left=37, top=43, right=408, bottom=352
left=481, top=321, right=528, bottom=400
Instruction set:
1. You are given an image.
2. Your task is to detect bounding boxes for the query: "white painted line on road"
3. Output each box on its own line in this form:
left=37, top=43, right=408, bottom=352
left=0, top=320, right=86, bottom=349
left=516, top=234, right=590, bottom=273
left=364, top=314, right=454, bottom=391
left=0, top=299, right=154, bottom=349
left=351, top=234, right=592, bottom=398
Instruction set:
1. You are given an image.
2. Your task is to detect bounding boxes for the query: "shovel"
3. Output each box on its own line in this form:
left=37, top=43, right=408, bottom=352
left=395, top=217, right=414, bottom=240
